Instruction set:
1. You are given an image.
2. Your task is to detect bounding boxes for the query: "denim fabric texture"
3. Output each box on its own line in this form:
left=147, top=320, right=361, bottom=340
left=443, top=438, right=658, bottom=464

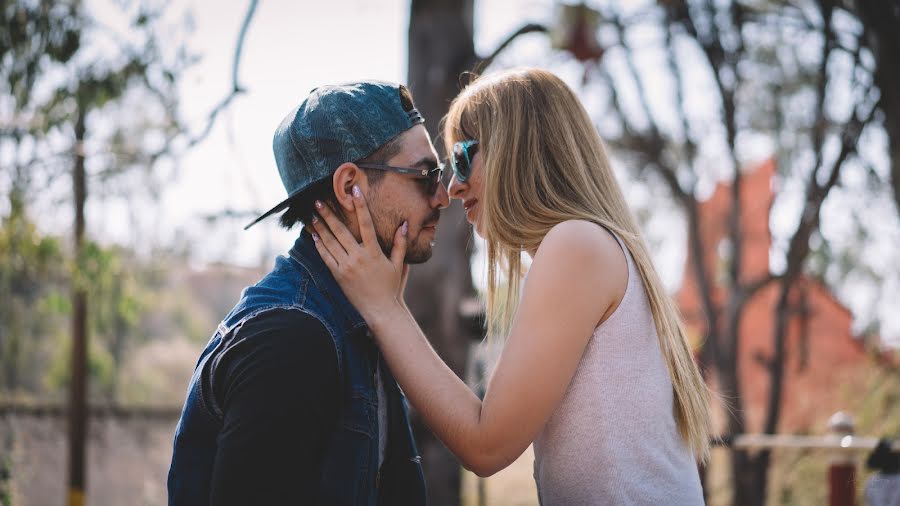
left=167, top=233, right=426, bottom=505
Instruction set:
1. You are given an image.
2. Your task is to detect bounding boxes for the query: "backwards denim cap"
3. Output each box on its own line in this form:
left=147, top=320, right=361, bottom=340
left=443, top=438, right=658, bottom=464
left=244, top=80, right=425, bottom=230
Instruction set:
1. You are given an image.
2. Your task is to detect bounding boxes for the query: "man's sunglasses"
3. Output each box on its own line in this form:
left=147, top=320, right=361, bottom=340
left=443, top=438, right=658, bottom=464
left=356, top=162, right=445, bottom=196
left=450, top=139, right=479, bottom=183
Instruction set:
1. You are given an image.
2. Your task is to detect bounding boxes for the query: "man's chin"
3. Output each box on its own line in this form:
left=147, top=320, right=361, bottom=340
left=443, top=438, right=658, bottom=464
left=404, top=241, right=434, bottom=264
left=381, top=236, right=433, bottom=264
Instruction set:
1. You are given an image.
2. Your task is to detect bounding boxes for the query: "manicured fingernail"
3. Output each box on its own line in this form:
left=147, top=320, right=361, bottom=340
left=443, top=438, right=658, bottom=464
left=311, top=216, right=319, bottom=224
left=352, top=185, right=362, bottom=198
left=312, top=232, right=320, bottom=242
left=315, top=200, right=323, bottom=209
left=401, top=221, right=408, bottom=236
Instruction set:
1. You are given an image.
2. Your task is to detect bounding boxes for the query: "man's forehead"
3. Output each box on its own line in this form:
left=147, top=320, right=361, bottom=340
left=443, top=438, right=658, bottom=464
left=391, top=125, right=438, bottom=164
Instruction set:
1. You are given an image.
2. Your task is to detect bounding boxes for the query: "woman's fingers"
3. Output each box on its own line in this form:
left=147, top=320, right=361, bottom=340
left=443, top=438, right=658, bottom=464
left=390, top=220, right=409, bottom=271
left=351, top=186, right=378, bottom=249
left=315, top=200, right=358, bottom=251
left=311, top=230, right=340, bottom=271
left=311, top=215, right=347, bottom=264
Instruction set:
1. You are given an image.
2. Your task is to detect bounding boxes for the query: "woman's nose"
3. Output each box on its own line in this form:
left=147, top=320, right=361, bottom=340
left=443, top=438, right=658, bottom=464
left=447, top=173, right=467, bottom=200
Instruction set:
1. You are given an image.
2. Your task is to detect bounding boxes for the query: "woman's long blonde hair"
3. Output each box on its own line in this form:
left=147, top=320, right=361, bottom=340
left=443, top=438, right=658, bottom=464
left=443, top=68, right=711, bottom=461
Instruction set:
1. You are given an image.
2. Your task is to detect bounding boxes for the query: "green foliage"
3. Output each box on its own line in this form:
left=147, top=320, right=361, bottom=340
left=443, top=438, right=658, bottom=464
left=0, top=0, right=83, bottom=110
left=0, top=199, right=243, bottom=404
left=45, top=330, right=116, bottom=397
left=0, top=202, right=156, bottom=401
left=0, top=452, right=10, bottom=506
left=0, top=197, right=67, bottom=396
left=1, top=0, right=198, bottom=406
left=3, top=0, right=193, bottom=204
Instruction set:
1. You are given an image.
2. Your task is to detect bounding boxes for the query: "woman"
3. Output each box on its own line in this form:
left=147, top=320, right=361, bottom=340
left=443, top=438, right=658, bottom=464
left=310, top=68, right=710, bottom=504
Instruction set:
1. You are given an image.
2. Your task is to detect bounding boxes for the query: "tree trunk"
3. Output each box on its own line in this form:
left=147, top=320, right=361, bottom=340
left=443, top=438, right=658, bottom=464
left=68, top=102, right=88, bottom=506
left=724, top=369, right=771, bottom=506
left=406, top=1, right=477, bottom=504
left=717, top=344, right=769, bottom=506
left=854, top=0, right=900, bottom=215
left=731, top=452, right=770, bottom=506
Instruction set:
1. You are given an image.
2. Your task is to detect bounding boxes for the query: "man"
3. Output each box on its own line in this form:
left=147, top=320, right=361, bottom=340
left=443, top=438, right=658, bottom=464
left=168, top=81, right=449, bottom=505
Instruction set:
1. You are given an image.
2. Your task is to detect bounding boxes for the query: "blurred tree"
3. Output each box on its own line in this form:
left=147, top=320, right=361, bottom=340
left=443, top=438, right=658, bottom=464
left=849, top=0, right=900, bottom=214
left=1, top=0, right=82, bottom=400
left=564, top=1, right=896, bottom=504
left=2, top=1, right=194, bottom=503
left=36, top=241, right=147, bottom=401
left=83, top=243, right=144, bottom=401
left=2, top=1, right=254, bottom=503
left=0, top=193, right=67, bottom=397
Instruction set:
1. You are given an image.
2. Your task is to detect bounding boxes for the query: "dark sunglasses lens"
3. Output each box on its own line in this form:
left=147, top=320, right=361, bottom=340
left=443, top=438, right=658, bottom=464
left=453, top=143, right=471, bottom=181
left=429, top=169, right=443, bottom=195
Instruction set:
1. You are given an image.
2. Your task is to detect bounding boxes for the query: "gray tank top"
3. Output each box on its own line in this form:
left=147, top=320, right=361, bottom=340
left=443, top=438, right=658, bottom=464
left=531, top=232, right=704, bottom=505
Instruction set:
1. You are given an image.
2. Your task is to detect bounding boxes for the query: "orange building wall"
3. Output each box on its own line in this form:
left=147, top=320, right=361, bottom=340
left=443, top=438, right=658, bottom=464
left=675, top=159, right=873, bottom=434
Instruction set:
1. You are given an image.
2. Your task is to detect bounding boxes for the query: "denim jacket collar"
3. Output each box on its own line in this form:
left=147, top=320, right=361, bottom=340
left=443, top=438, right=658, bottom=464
left=288, top=230, right=367, bottom=332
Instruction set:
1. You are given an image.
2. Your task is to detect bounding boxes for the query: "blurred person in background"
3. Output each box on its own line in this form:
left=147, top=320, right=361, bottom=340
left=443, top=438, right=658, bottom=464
left=311, top=67, right=711, bottom=505
left=866, top=439, right=900, bottom=506
left=168, top=81, right=449, bottom=506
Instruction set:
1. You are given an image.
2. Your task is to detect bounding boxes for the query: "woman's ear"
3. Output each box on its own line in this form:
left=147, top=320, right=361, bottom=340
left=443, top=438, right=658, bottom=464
left=331, top=162, right=367, bottom=212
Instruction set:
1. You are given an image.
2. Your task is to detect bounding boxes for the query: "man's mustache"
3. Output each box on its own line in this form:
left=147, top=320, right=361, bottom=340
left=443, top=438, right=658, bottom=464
left=423, top=211, right=440, bottom=228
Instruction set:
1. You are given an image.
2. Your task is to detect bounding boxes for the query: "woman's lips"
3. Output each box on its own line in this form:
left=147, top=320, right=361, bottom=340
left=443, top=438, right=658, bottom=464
left=463, top=199, right=478, bottom=221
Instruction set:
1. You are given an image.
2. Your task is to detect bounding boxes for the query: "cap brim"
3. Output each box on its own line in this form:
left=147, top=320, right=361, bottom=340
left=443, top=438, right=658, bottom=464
left=243, top=196, right=293, bottom=230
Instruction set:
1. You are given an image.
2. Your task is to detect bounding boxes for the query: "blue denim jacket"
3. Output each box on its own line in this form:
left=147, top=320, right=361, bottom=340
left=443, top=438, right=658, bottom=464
left=167, top=232, right=427, bottom=505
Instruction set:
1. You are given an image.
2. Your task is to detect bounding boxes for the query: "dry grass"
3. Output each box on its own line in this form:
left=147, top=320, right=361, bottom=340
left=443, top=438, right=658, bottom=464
left=1, top=415, right=174, bottom=506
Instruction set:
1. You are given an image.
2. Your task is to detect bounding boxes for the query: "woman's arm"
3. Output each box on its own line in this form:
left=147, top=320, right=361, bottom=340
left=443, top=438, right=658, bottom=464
left=312, top=191, right=626, bottom=476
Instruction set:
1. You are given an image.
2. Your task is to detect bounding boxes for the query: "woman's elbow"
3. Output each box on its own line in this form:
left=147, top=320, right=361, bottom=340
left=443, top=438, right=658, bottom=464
left=464, top=461, right=501, bottom=478
left=452, top=429, right=525, bottom=477
left=460, top=452, right=511, bottom=478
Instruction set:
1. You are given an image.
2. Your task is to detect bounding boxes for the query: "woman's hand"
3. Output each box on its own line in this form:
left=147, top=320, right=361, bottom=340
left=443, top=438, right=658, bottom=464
left=309, top=185, right=408, bottom=324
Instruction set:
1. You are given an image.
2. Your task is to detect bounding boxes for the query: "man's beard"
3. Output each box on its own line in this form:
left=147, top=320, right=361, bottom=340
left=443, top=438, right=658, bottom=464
left=372, top=208, right=439, bottom=265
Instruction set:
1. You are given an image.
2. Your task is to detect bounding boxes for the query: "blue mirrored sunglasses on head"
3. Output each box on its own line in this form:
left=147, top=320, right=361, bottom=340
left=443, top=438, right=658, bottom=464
left=450, top=140, right=479, bottom=183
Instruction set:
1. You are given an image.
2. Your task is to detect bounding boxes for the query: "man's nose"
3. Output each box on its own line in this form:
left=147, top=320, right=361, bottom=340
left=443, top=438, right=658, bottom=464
left=447, top=173, right=467, bottom=201
left=432, top=179, right=450, bottom=210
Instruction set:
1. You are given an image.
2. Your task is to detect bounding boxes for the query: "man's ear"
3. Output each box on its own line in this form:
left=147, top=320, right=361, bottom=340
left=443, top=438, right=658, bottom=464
left=331, top=162, right=368, bottom=212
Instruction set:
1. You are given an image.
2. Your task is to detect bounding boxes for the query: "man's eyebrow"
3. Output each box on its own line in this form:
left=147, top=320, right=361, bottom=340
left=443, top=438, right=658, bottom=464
left=410, top=156, right=440, bottom=169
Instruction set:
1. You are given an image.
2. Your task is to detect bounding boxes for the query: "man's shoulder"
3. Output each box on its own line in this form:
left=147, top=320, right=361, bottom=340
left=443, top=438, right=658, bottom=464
left=242, top=306, right=323, bottom=328
left=230, top=308, right=334, bottom=352
left=211, top=308, right=340, bottom=403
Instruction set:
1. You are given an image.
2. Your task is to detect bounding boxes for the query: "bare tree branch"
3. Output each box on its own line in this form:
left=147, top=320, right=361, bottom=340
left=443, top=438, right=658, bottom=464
left=146, top=0, right=258, bottom=164
left=183, top=0, right=258, bottom=150
left=762, top=87, right=880, bottom=436
left=743, top=274, right=782, bottom=300
left=810, top=2, right=835, bottom=184
left=609, top=15, right=664, bottom=141
left=664, top=23, right=698, bottom=189
left=475, top=23, right=548, bottom=72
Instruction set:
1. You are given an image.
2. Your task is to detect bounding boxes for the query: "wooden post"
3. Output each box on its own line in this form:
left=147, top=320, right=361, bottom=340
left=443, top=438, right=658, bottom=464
left=68, top=101, right=88, bottom=506
left=828, top=412, right=856, bottom=506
